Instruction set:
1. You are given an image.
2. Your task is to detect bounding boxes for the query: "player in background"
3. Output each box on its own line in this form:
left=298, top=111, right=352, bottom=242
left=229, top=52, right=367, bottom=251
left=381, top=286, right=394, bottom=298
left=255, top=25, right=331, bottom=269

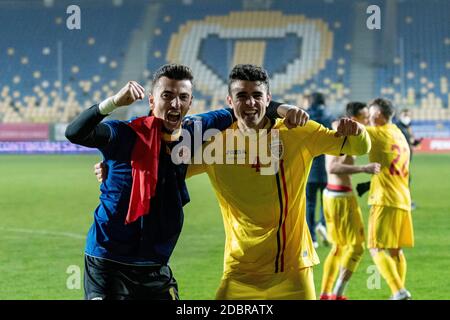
left=366, top=98, right=414, bottom=300
left=319, top=102, right=381, bottom=300
left=395, top=108, right=422, bottom=210
left=305, top=92, right=333, bottom=248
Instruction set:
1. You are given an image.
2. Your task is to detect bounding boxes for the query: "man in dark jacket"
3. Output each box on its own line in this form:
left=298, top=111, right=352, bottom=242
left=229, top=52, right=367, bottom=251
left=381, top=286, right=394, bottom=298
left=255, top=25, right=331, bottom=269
left=305, top=92, right=333, bottom=247
left=65, top=64, right=237, bottom=300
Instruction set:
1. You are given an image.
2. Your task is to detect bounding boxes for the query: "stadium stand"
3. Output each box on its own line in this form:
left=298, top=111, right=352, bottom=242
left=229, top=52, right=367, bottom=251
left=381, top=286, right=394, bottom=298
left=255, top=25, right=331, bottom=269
left=375, top=0, right=450, bottom=119
left=152, top=0, right=353, bottom=111
left=0, top=0, right=448, bottom=128
left=0, top=0, right=145, bottom=123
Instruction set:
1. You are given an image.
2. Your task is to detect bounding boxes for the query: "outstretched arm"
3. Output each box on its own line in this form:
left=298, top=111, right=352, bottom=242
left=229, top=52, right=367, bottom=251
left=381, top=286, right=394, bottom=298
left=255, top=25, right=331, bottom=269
left=65, top=105, right=111, bottom=148
left=306, top=118, right=371, bottom=158
left=65, top=81, right=145, bottom=148
left=326, top=155, right=380, bottom=175
left=266, top=102, right=309, bottom=128
left=197, top=101, right=308, bottom=133
left=336, top=119, right=372, bottom=156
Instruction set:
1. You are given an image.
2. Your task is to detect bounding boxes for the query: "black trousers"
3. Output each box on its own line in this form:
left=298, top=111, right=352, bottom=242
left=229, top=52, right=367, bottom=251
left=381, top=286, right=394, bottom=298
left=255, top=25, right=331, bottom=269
left=84, top=255, right=179, bottom=300
left=306, top=182, right=327, bottom=241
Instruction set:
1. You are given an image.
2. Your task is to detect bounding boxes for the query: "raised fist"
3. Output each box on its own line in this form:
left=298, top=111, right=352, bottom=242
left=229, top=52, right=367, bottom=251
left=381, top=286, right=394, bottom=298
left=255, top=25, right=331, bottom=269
left=112, top=81, right=146, bottom=107
left=283, top=107, right=310, bottom=129
left=334, top=118, right=364, bottom=137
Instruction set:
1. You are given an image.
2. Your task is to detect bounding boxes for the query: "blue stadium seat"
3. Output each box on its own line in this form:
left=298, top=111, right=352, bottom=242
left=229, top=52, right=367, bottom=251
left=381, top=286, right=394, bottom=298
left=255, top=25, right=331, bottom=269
left=0, top=0, right=448, bottom=124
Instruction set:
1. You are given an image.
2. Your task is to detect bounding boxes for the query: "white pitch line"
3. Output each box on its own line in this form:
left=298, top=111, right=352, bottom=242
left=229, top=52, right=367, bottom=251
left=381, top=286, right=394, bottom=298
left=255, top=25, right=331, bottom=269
left=0, top=227, right=85, bottom=240
left=2, top=235, right=23, bottom=240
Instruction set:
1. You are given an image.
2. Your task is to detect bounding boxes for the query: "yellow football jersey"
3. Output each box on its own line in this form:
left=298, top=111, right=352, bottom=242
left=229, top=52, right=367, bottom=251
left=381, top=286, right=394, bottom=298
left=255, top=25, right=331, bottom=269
left=366, top=124, right=411, bottom=210
left=187, top=119, right=371, bottom=276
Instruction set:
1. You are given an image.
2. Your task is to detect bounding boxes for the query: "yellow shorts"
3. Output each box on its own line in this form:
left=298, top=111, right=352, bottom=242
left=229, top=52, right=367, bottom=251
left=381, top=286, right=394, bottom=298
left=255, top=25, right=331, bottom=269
left=215, top=267, right=315, bottom=300
left=323, top=190, right=365, bottom=246
left=368, top=205, right=414, bottom=248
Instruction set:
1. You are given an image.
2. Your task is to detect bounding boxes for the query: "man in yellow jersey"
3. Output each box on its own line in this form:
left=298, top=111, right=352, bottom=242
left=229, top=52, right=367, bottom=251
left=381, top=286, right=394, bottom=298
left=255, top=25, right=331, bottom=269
left=187, top=64, right=371, bottom=300
left=366, top=98, right=414, bottom=300
left=319, top=102, right=381, bottom=300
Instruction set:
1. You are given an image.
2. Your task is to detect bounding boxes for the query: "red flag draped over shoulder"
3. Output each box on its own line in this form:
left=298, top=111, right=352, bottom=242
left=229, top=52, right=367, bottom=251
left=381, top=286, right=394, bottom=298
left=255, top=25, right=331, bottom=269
left=126, top=116, right=163, bottom=224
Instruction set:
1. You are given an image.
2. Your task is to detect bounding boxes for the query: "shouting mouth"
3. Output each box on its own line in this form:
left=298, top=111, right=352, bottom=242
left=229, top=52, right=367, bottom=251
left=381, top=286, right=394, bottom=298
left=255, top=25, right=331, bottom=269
left=244, top=110, right=258, bottom=117
left=166, top=110, right=181, bottom=125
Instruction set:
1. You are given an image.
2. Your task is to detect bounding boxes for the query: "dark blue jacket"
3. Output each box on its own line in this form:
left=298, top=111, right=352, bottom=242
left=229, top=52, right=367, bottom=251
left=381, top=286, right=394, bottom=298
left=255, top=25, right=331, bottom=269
left=307, top=104, right=332, bottom=184
left=85, top=110, right=234, bottom=265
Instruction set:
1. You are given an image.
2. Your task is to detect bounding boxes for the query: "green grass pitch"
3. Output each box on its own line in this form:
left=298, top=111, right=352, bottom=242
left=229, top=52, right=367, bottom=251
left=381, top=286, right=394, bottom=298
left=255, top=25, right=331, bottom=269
left=0, top=153, right=448, bottom=299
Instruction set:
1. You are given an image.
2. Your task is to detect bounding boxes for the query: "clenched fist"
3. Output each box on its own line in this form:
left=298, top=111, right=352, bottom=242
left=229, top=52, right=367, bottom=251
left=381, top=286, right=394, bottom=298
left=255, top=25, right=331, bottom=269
left=283, top=107, right=309, bottom=129
left=334, top=118, right=364, bottom=137
left=363, top=162, right=381, bottom=174
left=112, top=81, right=146, bottom=107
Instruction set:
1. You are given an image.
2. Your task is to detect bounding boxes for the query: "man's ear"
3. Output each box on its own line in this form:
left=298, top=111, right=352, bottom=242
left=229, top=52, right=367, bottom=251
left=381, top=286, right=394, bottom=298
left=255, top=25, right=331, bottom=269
left=267, top=92, right=272, bottom=104
left=148, top=94, right=154, bottom=109
left=227, top=95, right=233, bottom=108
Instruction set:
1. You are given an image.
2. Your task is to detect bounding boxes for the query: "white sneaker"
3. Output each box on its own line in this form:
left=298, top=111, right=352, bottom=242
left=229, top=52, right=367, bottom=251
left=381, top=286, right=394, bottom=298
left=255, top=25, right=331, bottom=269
left=315, top=223, right=330, bottom=247
left=390, top=289, right=412, bottom=300
left=313, top=241, right=319, bottom=249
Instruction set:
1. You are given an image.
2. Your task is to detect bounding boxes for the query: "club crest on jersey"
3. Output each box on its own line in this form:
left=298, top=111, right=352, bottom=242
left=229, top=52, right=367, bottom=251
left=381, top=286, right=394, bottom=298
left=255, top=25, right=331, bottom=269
left=270, top=139, right=284, bottom=160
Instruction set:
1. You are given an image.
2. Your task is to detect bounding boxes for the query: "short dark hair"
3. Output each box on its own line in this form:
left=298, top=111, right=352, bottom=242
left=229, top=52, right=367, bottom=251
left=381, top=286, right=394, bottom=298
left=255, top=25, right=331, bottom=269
left=151, top=64, right=194, bottom=92
left=310, top=92, right=326, bottom=106
left=400, top=108, right=411, bottom=114
left=346, top=102, right=367, bottom=117
left=228, top=64, right=270, bottom=94
left=369, top=98, right=395, bottom=120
